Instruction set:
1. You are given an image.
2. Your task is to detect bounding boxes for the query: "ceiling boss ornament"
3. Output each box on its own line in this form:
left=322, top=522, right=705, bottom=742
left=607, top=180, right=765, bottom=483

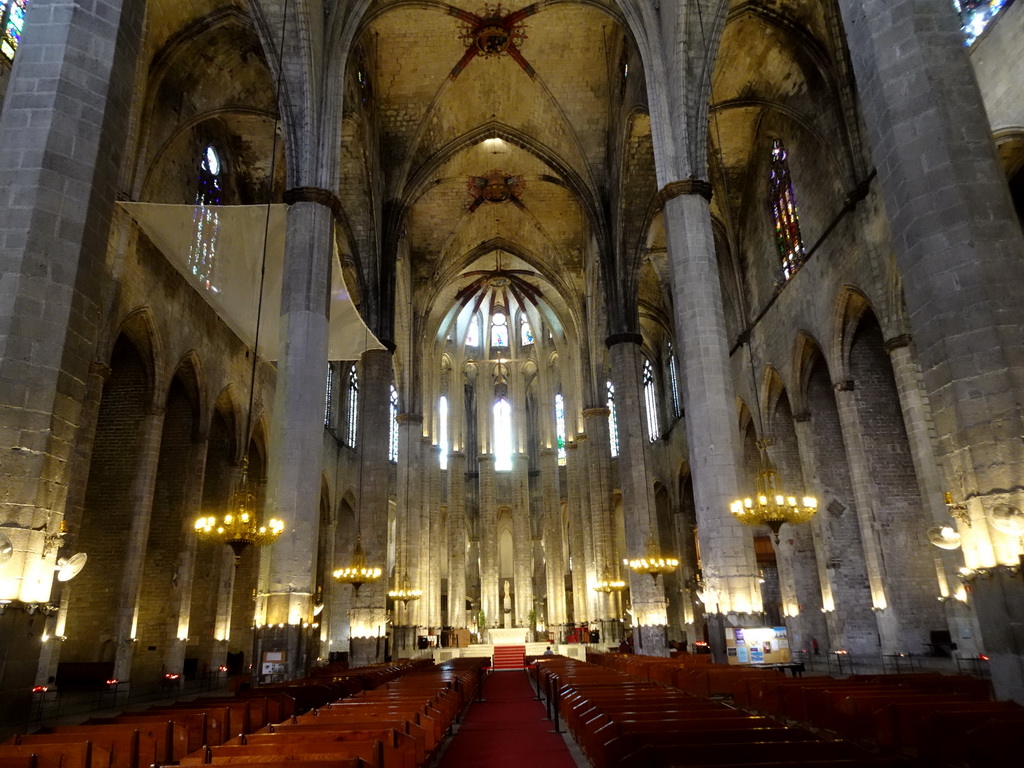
left=467, top=169, right=526, bottom=211
left=449, top=3, right=537, bottom=80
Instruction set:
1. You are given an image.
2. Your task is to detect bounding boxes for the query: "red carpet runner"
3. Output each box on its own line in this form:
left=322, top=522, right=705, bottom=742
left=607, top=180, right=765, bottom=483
left=492, top=644, right=526, bottom=669
left=438, top=670, right=578, bottom=768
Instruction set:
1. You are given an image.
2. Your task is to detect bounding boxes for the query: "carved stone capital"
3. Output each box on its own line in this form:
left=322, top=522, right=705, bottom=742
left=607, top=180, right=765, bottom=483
left=604, top=332, right=643, bottom=348
left=582, top=407, right=611, bottom=419
left=658, top=178, right=713, bottom=205
left=283, top=186, right=344, bottom=220
left=883, top=334, right=913, bottom=354
left=833, top=379, right=855, bottom=392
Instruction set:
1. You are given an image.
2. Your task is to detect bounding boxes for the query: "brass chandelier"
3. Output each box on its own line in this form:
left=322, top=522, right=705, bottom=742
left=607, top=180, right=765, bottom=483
left=388, top=575, right=423, bottom=606
left=628, top=539, right=680, bottom=578
left=195, top=461, right=284, bottom=564
left=594, top=567, right=627, bottom=593
left=729, top=438, right=817, bottom=542
left=333, top=536, right=382, bottom=590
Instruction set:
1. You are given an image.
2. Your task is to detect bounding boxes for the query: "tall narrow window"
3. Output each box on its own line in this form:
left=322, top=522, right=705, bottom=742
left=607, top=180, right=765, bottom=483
left=190, top=145, right=222, bottom=292
left=466, top=315, right=481, bottom=347
left=439, top=395, right=449, bottom=470
left=389, top=384, right=399, bottom=463
left=643, top=358, right=659, bottom=442
left=324, top=364, right=334, bottom=427
left=490, top=311, right=509, bottom=348
left=520, top=316, right=534, bottom=346
left=606, top=381, right=619, bottom=458
left=554, top=393, right=567, bottom=466
left=345, top=365, right=358, bottom=448
left=769, top=139, right=805, bottom=282
left=667, top=342, right=681, bottom=419
left=956, top=1, right=1012, bottom=45
left=1, top=0, right=27, bottom=61
left=494, top=398, right=513, bottom=471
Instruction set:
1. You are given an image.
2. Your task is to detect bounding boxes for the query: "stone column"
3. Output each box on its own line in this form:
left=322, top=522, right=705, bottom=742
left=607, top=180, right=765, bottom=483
left=512, top=453, right=533, bottom=627
left=424, top=439, right=443, bottom=629
left=608, top=338, right=668, bottom=656
left=393, top=413, right=421, bottom=644
left=662, top=186, right=760, bottom=658
left=582, top=409, right=615, bottom=626
left=447, top=452, right=468, bottom=629
left=349, top=348, right=393, bottom=666
left=165, top=434, right=209, bottom=676
left=478, top=456, right=499, bottom=633
left=113, top=406, right=166, bottom=681
left=256, top=197, right=332, bottom=677
left=539, top=449, right=567, bottom=631
left=564, top=440, right=589, bottom=628
left=0, top=0, right=145, bottom=717
left=836, top=0, right=1024, bottom=700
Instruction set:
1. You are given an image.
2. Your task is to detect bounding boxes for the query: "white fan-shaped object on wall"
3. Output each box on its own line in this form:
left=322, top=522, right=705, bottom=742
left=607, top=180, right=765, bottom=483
left=927, top=526, right=962, bottom=550
left=0, top=533, right=13, bottom=567
left=56, top=552, right=88, bottom=582
left=989, top=504, right=1024, bottom=537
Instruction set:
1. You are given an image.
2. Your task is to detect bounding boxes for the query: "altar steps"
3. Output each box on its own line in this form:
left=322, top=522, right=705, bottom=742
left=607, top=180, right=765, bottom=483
left=492, top=644, right=526, bottom=670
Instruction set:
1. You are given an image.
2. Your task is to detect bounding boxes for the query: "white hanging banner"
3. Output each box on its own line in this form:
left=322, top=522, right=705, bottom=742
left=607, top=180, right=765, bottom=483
left=118, top=202, right=382, bottom=361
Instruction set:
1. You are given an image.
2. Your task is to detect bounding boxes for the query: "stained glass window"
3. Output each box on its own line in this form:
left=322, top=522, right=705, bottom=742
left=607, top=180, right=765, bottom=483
left=1, top=1, right=27, bottom=61
left=466, top=315, right=481, bottom=347
left=643, top=358, right=659, bottom=442
left=520, top=317, right=534, bottom=346
left=668, top=342, right=681, bottom=419
left=769, top=139, right=805, bottom=282
left=438, top=395, right=449, bottom=470
left=607, top=381, right=619, bottom=458
left=955, top=1, right=1013, bottom=45
left=324, top=364, right=334, bottom=427
left=389, top=384, right=399, bottom=463
left=491, top=311, right=509, bottom=348
left=494, top=398, right=513, bottom=471
left=345, top=365, right=358, bottom=448
left=554, top=393, right=567, bottom=466
left=190, top=145, right=221, bottom=292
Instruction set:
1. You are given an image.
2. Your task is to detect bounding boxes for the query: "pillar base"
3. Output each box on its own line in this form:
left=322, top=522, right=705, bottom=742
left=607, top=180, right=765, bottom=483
left=253, top=624, right=316, bottom=683
left=970, top=566, right=1024, bottom=703
left=0, top=608, right=46, bottom=734
left=350, top=636, right=388, bottom=667
left=635, top=625, right=668, bottom=657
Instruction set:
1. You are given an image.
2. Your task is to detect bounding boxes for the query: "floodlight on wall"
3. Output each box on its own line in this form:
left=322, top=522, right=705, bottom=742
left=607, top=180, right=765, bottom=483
left=989, top=504, right=1024, bottom=538
left=55, top=553, right=88, bottom=582
left=927, top=525, right=962, bottom=550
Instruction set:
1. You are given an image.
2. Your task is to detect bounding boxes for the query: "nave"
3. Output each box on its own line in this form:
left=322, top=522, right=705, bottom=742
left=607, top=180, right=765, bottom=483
left=3, top=651, right=1023, bottom=767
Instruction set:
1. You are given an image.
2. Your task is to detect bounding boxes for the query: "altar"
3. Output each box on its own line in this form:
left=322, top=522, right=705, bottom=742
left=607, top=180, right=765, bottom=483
left=489, top=627, right=528, bottom=645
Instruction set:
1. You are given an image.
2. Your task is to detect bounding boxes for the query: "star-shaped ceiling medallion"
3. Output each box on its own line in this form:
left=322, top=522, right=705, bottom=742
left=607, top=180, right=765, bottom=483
left=467, top=169, right=526, bottom=212
left=447, top=3, right=539, bottom=80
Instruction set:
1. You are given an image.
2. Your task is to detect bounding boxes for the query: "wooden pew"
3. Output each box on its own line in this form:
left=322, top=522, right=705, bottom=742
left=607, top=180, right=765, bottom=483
left=0, top=742, right=112, bottom=768
left=271, top=719, right=427, bottom=765
left=186, top=738, right=383, bottom=767
left=48, top=722, right=183, bottom=765
left=14, top=729, right=154, bottom=768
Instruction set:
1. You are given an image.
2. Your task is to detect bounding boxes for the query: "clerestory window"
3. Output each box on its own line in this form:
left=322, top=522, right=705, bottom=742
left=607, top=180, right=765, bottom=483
left=1, top=0, right=28, bottom=61
left=769, top=139, right=805, bottom=283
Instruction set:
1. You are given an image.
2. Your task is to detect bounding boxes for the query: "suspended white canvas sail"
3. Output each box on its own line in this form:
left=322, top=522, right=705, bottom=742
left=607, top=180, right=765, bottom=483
left=118, top=202, right=382, bottom=361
